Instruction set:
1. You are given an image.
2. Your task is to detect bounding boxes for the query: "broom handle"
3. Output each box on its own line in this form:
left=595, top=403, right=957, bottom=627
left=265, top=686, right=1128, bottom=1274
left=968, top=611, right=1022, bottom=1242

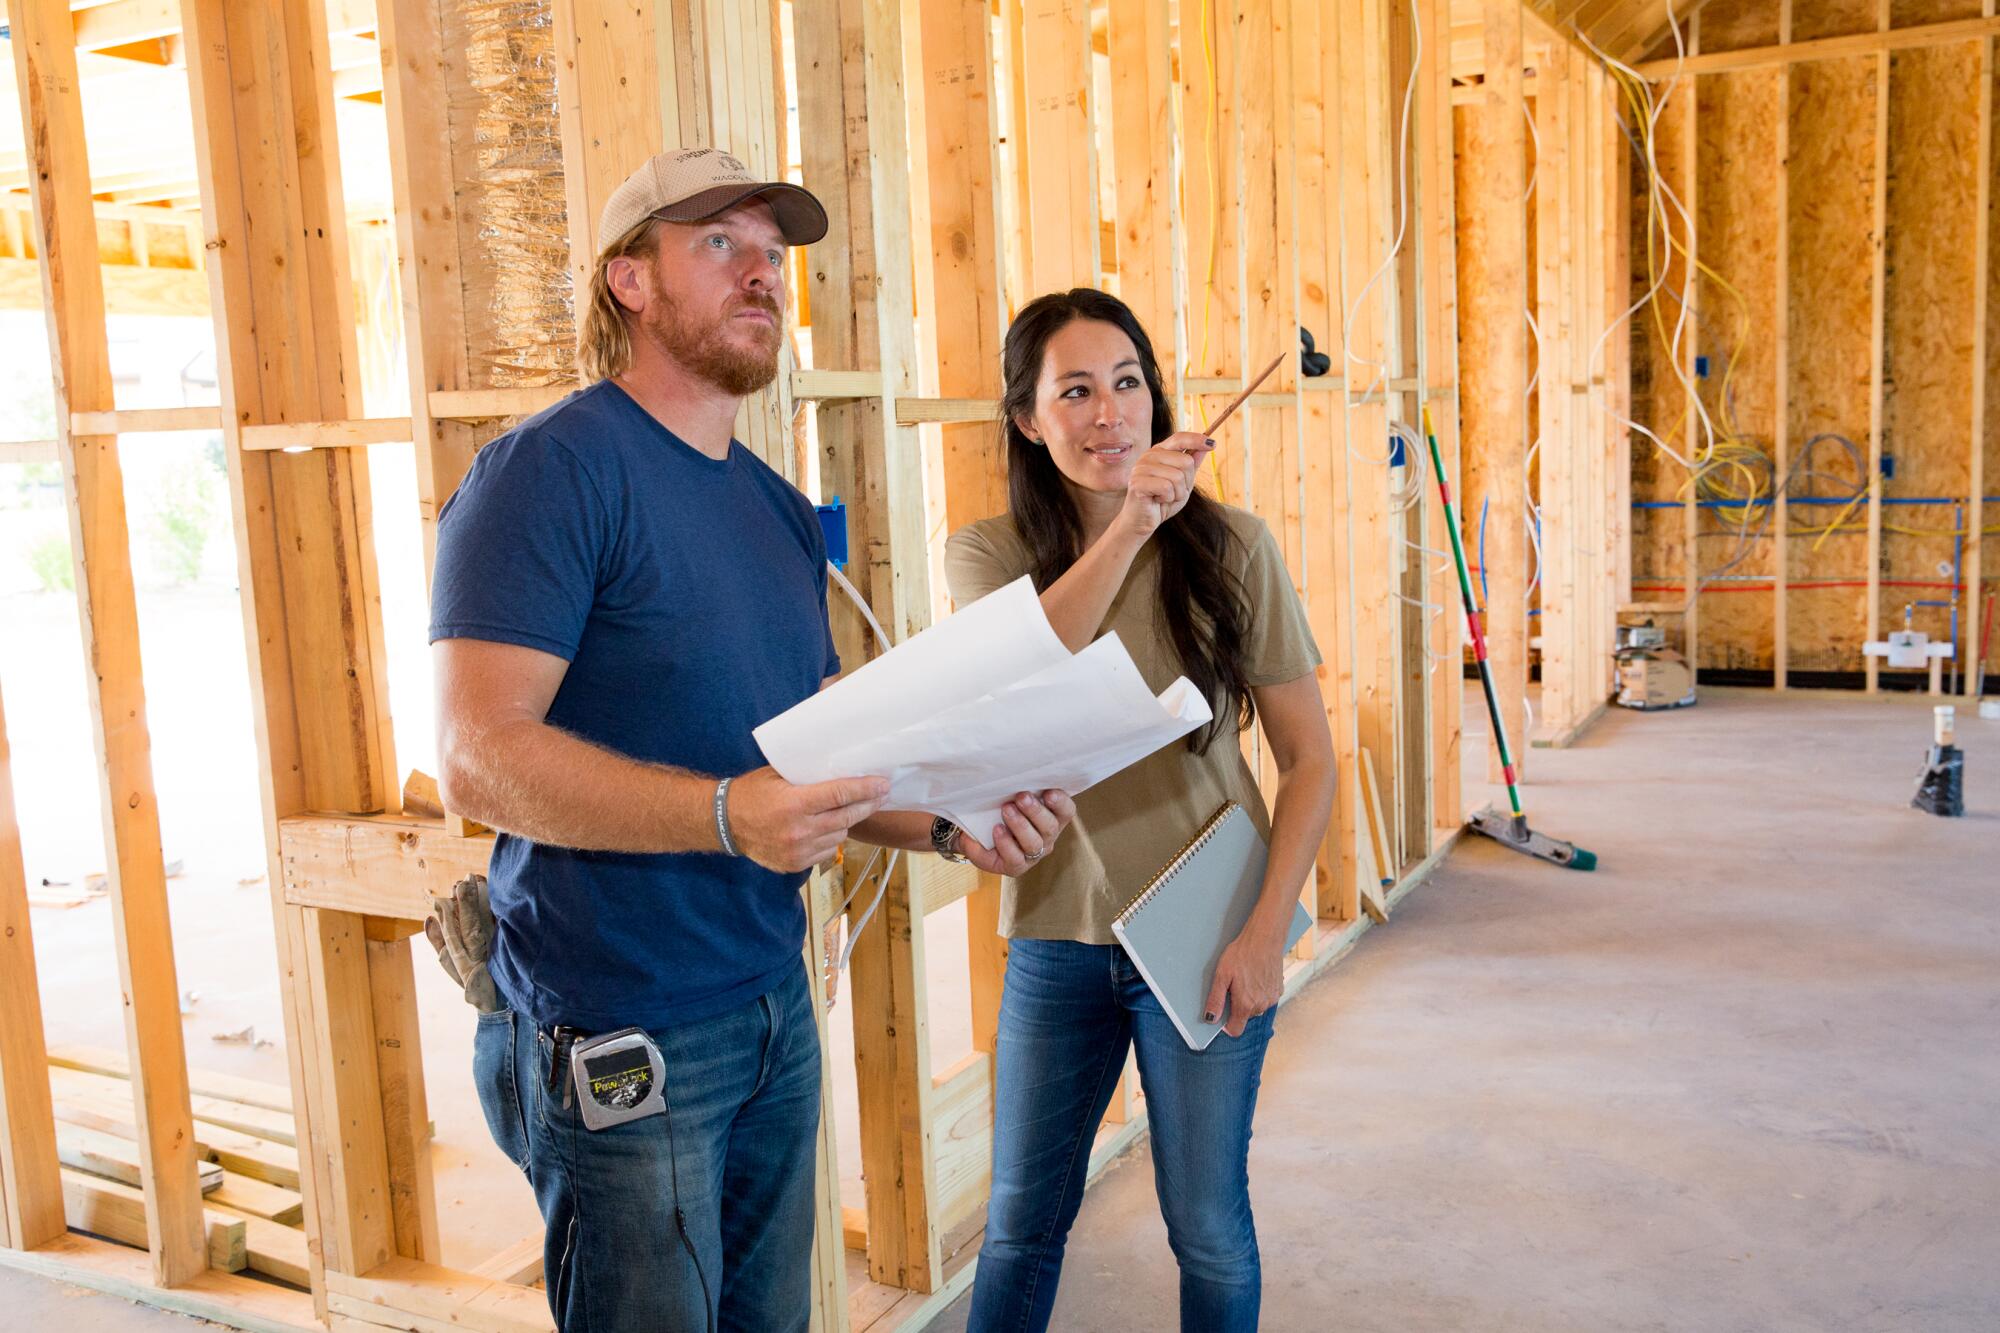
left=1420, top=405, right=1525, bottom=821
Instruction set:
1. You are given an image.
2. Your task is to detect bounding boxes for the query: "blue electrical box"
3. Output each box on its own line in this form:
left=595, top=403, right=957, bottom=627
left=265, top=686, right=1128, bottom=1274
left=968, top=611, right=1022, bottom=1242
left=1695, top=355, right=1710, bottom=379
left=1388, top=429, right=1406, bottom=467
left=817, top=496, right=849, bottom=568
left=1881, top=455, right=1896, bottom=480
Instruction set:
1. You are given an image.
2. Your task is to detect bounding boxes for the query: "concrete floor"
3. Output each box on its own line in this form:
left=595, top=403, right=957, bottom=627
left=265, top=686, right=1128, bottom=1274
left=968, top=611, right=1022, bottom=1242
left=933, top=686, right=2000, bottom=1331
left=0, top=1268, right=225, bottom=1331
left=7, top=685, right=1998, bottom=1330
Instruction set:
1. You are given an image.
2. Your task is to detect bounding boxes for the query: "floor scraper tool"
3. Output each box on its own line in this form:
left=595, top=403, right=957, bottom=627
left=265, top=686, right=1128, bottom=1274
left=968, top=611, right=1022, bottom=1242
left=1420, top=405, right=1596, bottom=871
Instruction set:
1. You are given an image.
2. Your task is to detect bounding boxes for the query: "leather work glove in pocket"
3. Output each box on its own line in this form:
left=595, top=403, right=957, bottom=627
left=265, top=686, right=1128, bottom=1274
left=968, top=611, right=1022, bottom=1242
left=425, top=873, right=504, bottom=1014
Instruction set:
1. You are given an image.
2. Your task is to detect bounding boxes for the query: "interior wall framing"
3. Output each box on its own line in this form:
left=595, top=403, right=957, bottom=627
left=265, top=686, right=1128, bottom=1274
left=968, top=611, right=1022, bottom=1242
left=0, top=2, right=1647, bottom=1331
left=1451, top=6, right=1628, bottom=752
left=1625, top=0, right=2000, bottom=692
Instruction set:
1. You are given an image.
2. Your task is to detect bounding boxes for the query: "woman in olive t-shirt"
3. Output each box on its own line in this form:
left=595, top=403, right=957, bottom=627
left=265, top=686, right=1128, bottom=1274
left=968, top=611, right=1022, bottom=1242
left=943, top=289, right=1336, bottom=1333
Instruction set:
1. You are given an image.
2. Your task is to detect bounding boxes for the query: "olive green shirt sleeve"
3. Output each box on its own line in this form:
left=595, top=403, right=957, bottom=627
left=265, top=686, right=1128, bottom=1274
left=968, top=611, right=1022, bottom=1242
left=943, top=519, right=1027, bottom=607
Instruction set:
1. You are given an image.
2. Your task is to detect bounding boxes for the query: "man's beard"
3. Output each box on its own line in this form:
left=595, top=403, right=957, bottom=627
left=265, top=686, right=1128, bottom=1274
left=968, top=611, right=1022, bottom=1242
left=640, top=278, right=782, bottom=398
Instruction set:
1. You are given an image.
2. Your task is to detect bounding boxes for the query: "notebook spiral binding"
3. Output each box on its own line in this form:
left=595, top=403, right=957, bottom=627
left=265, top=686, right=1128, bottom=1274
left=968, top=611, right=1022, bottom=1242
left=1114, top=801, right=1241, bottom=926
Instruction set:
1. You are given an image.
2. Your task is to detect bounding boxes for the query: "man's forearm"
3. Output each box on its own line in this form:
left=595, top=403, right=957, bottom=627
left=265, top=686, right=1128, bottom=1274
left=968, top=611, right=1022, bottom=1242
left=850, top=810, right=936, bottom=853
left=442, top=717, right=720, bottom=853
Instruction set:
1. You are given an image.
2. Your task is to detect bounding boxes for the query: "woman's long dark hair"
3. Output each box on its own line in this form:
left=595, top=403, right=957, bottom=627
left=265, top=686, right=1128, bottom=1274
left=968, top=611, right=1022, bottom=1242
left=1001, top=288, right=1253, bottom=754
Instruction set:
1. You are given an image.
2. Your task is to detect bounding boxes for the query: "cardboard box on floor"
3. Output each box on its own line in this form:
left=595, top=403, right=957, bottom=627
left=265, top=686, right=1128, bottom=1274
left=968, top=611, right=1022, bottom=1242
left=1618, top=650, right=1694, bottom=710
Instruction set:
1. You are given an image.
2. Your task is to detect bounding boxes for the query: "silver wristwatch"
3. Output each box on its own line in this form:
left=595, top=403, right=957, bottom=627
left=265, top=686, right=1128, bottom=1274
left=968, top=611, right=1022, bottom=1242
left=930, top=816, right=967, bottom=863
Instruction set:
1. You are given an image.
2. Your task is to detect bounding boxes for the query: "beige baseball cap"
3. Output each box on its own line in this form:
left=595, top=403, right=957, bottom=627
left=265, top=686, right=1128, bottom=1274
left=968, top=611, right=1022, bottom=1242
left=597, top=147, right=828, bottom=252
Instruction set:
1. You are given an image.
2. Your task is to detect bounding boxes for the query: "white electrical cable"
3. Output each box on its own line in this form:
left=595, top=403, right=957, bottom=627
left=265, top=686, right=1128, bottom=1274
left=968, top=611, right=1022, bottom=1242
left=1578, top=9, right=1719, bottom=479
left=1326, top=0, right=1462, bottom=686
left=1340, top=0, right=1424, bottom=422
left=835, top=849, right=899, bottom=975
left=836, top=844, right=883, bottom=916
left=1575, top=24, right=1694, bottom=475
left=1576, top=2, right=1765, bottom=604
left=827, top=558, right=892, bottom=657
left=819, top=556, right=899, bottom=980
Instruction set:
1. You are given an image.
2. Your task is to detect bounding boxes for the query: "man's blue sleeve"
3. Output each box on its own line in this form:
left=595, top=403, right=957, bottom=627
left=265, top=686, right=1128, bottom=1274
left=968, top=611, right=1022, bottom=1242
left=817, top=561, right=841, bottom=679
left=813, top=516, right=842, bottom=680
left=429, top=431, right=609, bottom=661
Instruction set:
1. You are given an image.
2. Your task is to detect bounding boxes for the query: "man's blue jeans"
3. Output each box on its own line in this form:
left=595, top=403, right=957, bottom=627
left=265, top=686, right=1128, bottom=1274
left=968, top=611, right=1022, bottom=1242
left=472, top=964, right=821, bottom=1332
left=967, top=937, right=1275, bottom=1333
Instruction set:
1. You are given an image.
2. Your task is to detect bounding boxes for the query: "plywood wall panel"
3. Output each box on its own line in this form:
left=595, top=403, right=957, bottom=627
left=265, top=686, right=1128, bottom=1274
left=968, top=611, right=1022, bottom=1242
left=1891, top=0, right=1984, bottom=26
left=1627, top=78, right=1694, bottom=603
left=1693, top=68, right=1782, bottom=670
left=1794, top=0, right=1885, bottom=42
left=1785, top=56, right=1879, bottom=672
left=1881, top=41, right=1981, bottom=663
left=1695, top=0, right=1782, bottom=53
left=1982, top=48, right=2000, bottom=687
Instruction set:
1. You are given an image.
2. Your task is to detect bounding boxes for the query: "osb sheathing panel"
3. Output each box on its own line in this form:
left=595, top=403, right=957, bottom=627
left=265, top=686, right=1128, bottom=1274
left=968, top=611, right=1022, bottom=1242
left=1891, top=0, right=1985, bottom=26
left=1696, top=0, right=1781, bottom=53
left=147, top=223, right=195, bottom=269
left=1785, top=56, right=1877, bottom=672
left=1793, top=0, right=1885, bottom=43
left=93, top=216, right=134, bottom=268
left=1985, top=52, right=2000, bottom=683
left=1628, top=81, right=1694, bottom=597
left=1882, top=42, right=1981, bottom=660
left=1693, top=69, right=1781, bottom=670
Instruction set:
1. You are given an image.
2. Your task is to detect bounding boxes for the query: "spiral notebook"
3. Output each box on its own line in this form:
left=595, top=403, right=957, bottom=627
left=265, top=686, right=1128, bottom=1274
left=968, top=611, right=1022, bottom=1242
left=1111, top=802, right=1313, bottom=1051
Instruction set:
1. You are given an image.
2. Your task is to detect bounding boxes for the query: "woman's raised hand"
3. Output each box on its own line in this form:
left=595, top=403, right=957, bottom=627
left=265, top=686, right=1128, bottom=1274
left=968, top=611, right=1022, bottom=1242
left=1114, top=432, right=1215, bottom=541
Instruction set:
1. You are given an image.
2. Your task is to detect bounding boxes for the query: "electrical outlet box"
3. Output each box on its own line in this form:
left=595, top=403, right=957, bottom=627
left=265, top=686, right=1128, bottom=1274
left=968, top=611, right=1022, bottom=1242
left=817, top=497, right=849, bottom=568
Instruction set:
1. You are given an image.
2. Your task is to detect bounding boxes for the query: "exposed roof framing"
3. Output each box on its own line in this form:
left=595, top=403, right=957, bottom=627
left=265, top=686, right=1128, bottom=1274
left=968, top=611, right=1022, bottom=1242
left=1450, top=0, right=1712, bottom=78
left=0, top=0, right=389, bottom=220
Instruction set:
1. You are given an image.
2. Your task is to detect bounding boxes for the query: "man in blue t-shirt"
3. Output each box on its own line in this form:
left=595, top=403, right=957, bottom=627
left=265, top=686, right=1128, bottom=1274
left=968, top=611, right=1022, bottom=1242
left=429, top=148, right=1074, bottom=1332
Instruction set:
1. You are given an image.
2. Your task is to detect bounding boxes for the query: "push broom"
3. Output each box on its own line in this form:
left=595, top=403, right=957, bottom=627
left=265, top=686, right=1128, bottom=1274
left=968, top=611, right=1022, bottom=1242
left=1419, top=405, right=1596, bottom=871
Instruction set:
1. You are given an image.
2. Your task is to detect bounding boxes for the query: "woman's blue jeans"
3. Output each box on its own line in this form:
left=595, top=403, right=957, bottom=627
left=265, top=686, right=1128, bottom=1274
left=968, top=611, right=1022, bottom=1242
left=967, top=937, right=1275, bottom=1333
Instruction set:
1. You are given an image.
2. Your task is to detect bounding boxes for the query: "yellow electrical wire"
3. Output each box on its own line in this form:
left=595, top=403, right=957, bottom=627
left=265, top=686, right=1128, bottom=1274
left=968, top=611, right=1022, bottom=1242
left=1604, top=51, right=1795, bottom=600
left=1609, top=59, right=1754, bottom=468
left=1807, top=489, right=1869, bottom=553
left=1784, top=517, right=2000, bottom=539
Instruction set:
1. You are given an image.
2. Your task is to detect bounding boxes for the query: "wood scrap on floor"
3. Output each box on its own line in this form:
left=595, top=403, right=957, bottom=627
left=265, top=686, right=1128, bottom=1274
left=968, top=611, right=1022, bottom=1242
left=25, top=888, right=94, bottom=908
left=48, top=1069, right=301, bottom=1190
left=202, top=1203, right=310, bottom=1286
left=1357, top=749, right=1395, bottom=923
left=37, top=1052, right=314, bottom=1292
left=60, top=1168, right=247, bottom=1272
left=205, top=1168, right=305, bottom=1225
left=1354, top=791, right=1389, bottom=924
left=56, top=1123, right=223, bottom=1193
left=47, top=1042, right=293, bottom=1113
